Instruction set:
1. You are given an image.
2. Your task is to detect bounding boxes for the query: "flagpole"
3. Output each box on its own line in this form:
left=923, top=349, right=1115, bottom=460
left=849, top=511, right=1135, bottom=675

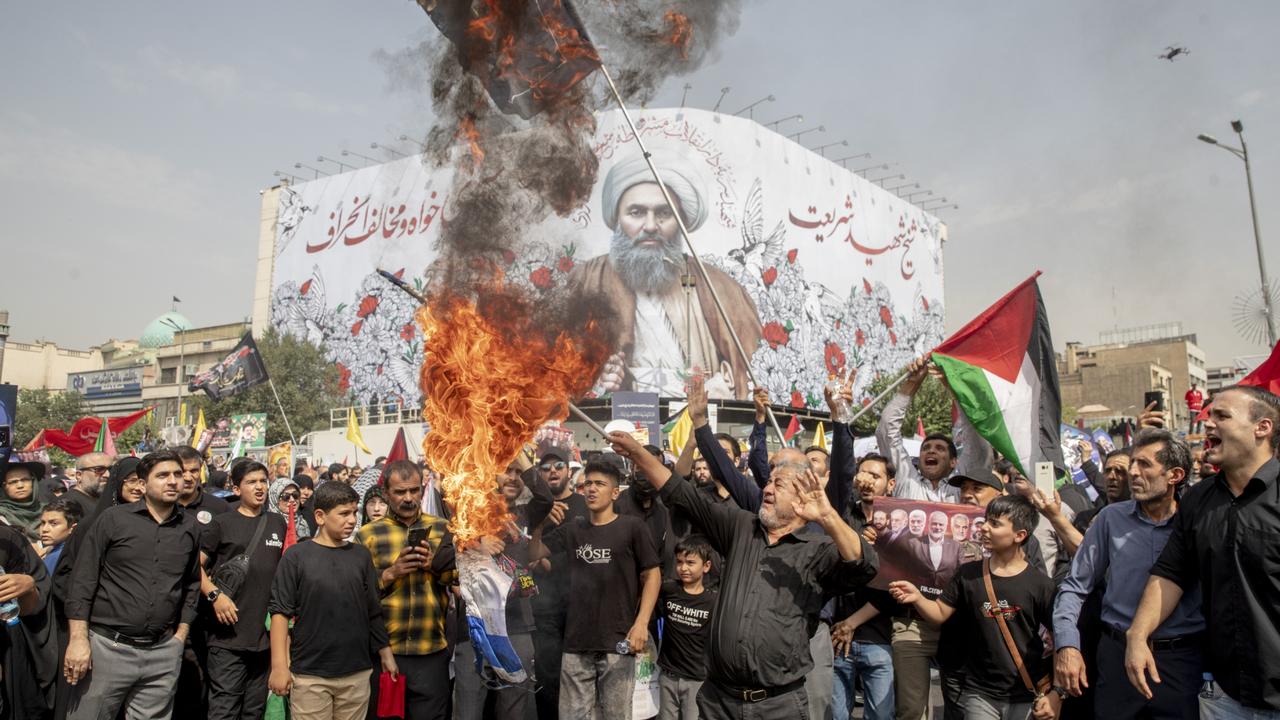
left=845, top=372, right=910, bottom=426
left=267, top=378, right=297, bottom=445
left=594, top=63, right=787, bottom=446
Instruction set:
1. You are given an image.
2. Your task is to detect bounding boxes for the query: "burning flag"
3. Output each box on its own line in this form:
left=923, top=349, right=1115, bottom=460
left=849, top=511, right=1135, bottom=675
left=418, top=0, right=600, bottom=119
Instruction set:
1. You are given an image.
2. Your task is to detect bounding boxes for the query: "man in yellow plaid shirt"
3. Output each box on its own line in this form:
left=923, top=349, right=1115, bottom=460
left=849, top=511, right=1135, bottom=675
left=356, top=460, right=457, bottom=720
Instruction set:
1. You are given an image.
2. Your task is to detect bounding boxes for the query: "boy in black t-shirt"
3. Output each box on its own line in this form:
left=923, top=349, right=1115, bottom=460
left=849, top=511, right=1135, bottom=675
left=657, top=535, right=717, bottom=720
left=890, top=495, right=1061, bottom=720
left=267, top=482, right=397, bottom=720
left=531, top=461, right=661, bottom=720
left=200, top=460, right=287, bottom=720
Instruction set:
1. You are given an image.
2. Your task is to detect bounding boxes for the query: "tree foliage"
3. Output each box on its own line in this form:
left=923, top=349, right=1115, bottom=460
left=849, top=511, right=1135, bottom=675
left=852, top=373, right=954, bottom=438
left=186, top=329, right=341, bottom=446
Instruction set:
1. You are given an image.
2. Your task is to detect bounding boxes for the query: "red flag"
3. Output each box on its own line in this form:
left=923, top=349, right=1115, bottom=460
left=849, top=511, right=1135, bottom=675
left=783, top=416, right=801, bottom=446
left=380, top=428, right=410, bottom=486
left=40, top=407, right=153, bottom=456
left=915, top=416, right=926, bottom=438
left=1239, top=342, right=1280, bottom=395
left=284, top=505, right=298, bottom=549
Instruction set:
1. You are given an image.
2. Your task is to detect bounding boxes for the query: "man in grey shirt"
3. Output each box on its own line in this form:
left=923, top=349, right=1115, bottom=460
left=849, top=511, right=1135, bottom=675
left=1053, top=429, right=1203, bottom=719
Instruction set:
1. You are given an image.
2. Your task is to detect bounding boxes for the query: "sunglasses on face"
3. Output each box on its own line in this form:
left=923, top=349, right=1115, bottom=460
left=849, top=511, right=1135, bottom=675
left=280, top=492, right=300, bottom=501
left=78, top=466, right=111, bottom=476
left=539, top=462, right=567, bottom=471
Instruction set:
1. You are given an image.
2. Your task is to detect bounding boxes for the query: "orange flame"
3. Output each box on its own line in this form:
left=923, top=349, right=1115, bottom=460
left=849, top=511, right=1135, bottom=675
left=457, top=115, right=485, bottom=166
left=464, top=0, right=599, bottom=108
left=418, top=283, right=610, bottom=545
left=663, top=11, right=693, bottom=61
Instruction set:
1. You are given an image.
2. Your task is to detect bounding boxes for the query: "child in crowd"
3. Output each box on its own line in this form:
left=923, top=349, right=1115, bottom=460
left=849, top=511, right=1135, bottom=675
left=657, top=536, right=717, bottom=720
left=38, top=498, right=82, bottom=573
left=268, top=482, right=397, bottom=720
left=890, top=495, right=1060, bottom=720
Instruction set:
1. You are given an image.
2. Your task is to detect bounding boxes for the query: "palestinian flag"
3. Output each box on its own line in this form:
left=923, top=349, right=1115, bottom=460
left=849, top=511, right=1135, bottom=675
left=931, top=272, right=1064, bottom=477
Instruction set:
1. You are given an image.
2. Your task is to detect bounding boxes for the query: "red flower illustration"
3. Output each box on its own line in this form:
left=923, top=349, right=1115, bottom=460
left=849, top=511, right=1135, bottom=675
left=855, top=329, right=866, bottom=347
left=529, top=266, right=554, bottom=290
left=863, top=278, right=873, bottom=295
left=400, top=323, right=415, bottom=341
left=879, top=306, right=894, bottom=328
left=921, top=296, right=930, bottom=311
left=762, top=321, right=790, bottom=349
left=300, top=279, right=313, bottom=296
left=824, top=342, right=846, bottom=375
left=790, top=390, right=805, bottom=408
left=357, top=295, right=380, bottom=319
left=376, top=365, right=384, bottom=375
left=556, top=256, right=575, bottom=273
left=786, top=248, right=798, bottom=264
left=337, top=363, right=351, bottom=391
left=351, top=320, right=363, bottom=336
left=501, top=249, right=516, bottom=266
left=761, top=267, right=778, bottom=286
left=889, top=330, right=898, bottom=346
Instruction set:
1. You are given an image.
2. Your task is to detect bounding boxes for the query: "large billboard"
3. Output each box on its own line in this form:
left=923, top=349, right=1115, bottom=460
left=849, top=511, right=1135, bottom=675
left=270, top=108, right=946, bottom=409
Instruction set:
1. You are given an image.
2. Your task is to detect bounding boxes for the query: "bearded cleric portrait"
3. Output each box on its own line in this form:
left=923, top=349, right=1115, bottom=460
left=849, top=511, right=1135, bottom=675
left=570, top=151, right=763, bottom=400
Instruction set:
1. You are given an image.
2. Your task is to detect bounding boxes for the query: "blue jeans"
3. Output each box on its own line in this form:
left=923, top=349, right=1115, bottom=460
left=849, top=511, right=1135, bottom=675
left=1199, top=682, right=1280, bottom=719
left=833, top=641, right=894, bottom=720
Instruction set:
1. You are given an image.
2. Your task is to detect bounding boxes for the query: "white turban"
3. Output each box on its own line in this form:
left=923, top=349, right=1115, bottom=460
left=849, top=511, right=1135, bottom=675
left=600, top=151, right=707, bottom=232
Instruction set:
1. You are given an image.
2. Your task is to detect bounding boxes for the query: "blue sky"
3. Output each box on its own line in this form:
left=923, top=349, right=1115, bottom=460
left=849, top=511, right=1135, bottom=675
left=4, top=1, right=1277, bottom=364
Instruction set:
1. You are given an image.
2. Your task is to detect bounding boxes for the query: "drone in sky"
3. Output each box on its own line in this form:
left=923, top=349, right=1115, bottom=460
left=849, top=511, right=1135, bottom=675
left=1158, top=45, right=1190, bottom=61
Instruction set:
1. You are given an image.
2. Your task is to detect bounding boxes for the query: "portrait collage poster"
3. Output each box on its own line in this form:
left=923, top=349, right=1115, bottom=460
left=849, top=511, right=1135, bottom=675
left=868, top=497, right=987, bottom=598
left=271, top=108, right=947, bottom=410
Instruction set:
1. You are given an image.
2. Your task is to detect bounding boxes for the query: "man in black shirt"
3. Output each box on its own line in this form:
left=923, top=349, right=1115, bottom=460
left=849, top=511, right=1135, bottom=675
left=529, top=447, right=588, bottom=720
left=66, top=452, right=113, bottom=522
left=200, top=460, right=285, bottom=720
left=1128, top=385, right=1280, bottom=715
left=607, top=416, right=876, bottom=720
left=176, top=445, right=230, bottom=528
left=63, top=449, right=202, bottom=720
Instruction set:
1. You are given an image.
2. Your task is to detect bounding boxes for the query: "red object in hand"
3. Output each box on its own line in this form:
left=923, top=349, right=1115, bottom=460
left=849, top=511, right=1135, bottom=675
left=377, top=671, right=406, bottom=718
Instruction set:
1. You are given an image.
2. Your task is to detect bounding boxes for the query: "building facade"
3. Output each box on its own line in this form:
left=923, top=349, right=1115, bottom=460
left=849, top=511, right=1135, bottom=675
left=1058, top=332, right=1207, bottom=430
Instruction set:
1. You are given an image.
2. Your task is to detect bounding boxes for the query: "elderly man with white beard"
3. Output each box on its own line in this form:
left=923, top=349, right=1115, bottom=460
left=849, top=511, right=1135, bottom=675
left=571, top=151, right=763, bottom=400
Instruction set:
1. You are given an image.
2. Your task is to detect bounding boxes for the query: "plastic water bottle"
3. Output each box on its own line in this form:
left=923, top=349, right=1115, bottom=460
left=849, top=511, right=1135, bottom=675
left=615, top=639, right=632, bottom=655
left=0, top=569, right=20, bottom=626
left=826, top=376, right=853, bottom=424
left=1199, top=673, right=1215, bottom=700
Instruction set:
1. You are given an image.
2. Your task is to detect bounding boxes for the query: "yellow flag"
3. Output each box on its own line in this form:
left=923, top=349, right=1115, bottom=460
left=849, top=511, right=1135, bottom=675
left=190, top=408, right=206, bottom=448
left=666, top=407, right=693, bottom=454
left=812, top=421, right=828, bottom=451
left=179, top=402, right=188, bottom=426
left=346, top=407, right=373, bottom=455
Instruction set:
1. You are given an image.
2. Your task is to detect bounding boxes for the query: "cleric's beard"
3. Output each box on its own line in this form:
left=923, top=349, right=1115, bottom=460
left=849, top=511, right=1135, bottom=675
left=609, top=226, right=682, bottom=295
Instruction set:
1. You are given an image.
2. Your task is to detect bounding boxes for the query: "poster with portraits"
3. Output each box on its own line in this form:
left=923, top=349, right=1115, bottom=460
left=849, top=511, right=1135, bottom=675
left=867, top=497, right=987, bottom=598
left=269, top=108, right=946, bottom=410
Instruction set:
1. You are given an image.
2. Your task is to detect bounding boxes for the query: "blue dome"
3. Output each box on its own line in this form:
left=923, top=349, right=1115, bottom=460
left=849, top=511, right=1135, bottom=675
left=139, top=312, right=192, bottom=348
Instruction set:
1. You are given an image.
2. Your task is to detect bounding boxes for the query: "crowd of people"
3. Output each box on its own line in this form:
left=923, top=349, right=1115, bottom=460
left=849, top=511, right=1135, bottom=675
left=0, top=354, right=1276, bottom=720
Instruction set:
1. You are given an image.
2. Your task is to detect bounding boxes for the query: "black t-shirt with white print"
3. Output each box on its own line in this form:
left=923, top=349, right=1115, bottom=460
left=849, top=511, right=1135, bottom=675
left=938, top=561, right=1056, bottom=703
left=200, top=509, right=287, bottom=651
left=544, top=514, right=660, bottom=654
left=657, top=580, right=717, bottom=680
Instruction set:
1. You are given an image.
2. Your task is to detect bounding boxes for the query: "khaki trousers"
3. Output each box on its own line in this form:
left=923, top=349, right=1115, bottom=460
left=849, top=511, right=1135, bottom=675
left=891, top=617, right=940, bottom=720
left=290, top=669, right=372, bottom=720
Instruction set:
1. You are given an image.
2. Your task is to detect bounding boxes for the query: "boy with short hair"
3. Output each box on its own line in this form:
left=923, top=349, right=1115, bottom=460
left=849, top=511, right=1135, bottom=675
left=267, top=482, right=397, bottom=720
left=657, top=535, right=717, bottom=720
left=530, top=461, right=661, bottom=720
left=890, top=495, right=1060, bottom=720
left=38, top=498, right=82, bottom=573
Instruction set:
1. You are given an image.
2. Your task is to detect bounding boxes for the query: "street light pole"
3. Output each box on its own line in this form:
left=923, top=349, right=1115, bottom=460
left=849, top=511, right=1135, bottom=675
left=1199, top=120, right=1277, bottom=345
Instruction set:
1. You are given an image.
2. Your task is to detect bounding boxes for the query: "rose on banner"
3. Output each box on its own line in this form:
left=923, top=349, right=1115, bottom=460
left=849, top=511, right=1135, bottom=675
left=867, top=497, right=986, bottom=598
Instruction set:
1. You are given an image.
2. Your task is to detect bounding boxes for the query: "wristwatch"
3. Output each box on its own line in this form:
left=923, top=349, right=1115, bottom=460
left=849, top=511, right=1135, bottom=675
left=1052, top=686, right=1069, bottom=700
left=206, top=589, right=222, bottom=603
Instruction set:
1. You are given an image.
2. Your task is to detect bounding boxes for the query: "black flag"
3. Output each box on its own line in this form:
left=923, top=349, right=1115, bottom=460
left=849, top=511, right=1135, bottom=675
left=417, top=0, right=599, bottom=119
left=188, top=333, right=269, bottom=401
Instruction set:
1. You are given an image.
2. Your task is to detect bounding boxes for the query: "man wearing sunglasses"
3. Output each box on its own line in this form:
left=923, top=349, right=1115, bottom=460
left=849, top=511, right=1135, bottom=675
left=531, top=448, right=589, bottom=720
left=66, top=452, right=114, bottom=522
